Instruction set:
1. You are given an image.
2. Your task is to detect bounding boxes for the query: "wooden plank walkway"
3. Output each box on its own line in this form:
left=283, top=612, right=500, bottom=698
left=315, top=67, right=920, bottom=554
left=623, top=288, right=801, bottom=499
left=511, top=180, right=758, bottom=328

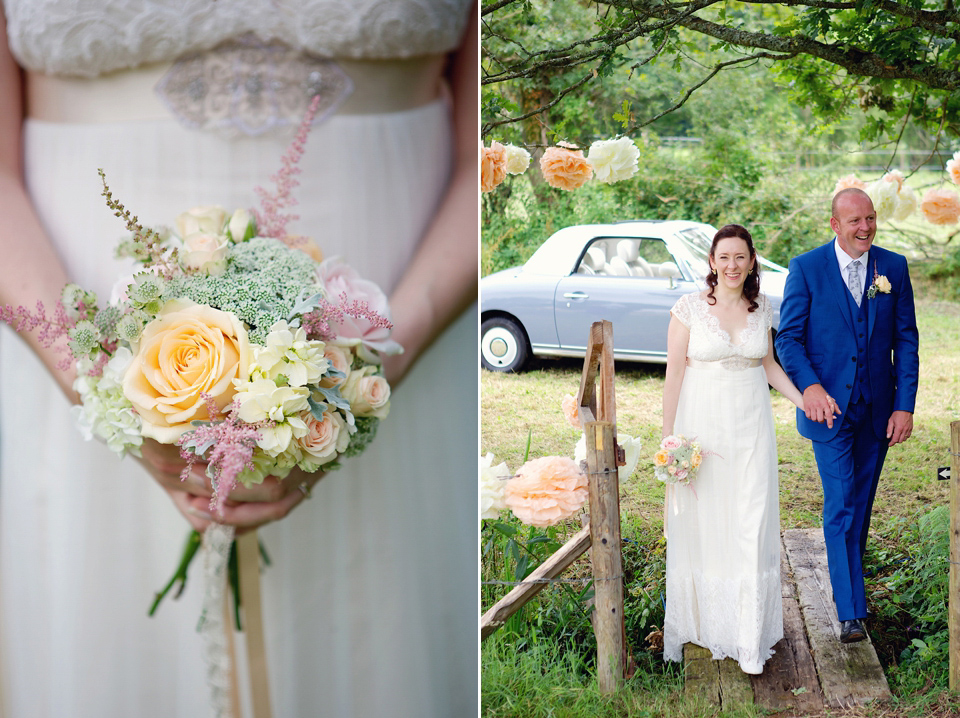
left=684, top=528, right=890, bottom=712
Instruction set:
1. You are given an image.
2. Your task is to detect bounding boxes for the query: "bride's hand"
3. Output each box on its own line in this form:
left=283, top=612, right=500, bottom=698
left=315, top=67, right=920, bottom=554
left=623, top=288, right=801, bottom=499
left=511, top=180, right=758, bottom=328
left=137, top=439, right=323, bottom=533
left=181, top=467, right=325, bottom=534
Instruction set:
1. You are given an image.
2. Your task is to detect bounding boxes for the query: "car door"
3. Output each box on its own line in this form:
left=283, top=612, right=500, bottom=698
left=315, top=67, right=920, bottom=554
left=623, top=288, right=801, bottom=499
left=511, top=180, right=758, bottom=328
left=553, top=237, right=696, bottom=361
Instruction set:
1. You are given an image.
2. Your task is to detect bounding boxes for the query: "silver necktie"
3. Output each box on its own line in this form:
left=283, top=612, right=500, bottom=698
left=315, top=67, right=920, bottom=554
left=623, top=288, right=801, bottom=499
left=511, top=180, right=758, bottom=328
left=848, top=259, right=862, bottom=306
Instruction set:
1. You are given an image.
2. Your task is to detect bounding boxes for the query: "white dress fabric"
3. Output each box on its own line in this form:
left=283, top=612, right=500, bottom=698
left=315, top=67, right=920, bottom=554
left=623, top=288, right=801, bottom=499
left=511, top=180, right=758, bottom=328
left=0, top=3, right=477, bottom=717
left=663, top=292, right=782, bottom=675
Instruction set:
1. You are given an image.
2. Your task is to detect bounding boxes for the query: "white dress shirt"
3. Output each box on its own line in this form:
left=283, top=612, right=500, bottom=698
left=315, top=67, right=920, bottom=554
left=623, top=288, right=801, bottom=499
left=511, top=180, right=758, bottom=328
left=835, top=239, right=868, bottom=299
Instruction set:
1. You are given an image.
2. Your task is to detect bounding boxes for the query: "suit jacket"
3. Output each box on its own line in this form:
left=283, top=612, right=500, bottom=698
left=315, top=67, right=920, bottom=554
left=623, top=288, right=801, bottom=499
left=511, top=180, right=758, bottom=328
left=775, top=240, right=919, bottom=442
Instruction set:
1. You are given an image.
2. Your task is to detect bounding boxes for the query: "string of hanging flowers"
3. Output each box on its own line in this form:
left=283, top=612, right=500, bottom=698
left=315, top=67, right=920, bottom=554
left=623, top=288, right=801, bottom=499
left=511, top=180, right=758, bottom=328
left=481, top=136, right=640, bottom=193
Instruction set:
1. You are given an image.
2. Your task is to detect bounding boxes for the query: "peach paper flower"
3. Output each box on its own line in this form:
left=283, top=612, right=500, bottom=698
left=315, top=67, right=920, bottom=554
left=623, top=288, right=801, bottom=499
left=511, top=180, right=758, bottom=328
left=882, top=170, right=905, bottom=191
left=920, top=188, right=960, bottom=225
left=946, top=151, right=960, bottom=186
left=540, top=144, right=593, bottom=191
left=481, top=141, right=507, bottom=192
left=833, top=175, right=866, bottom=194
left=561, top=394, right=580, bottom=429
left=504, top=456, right=588, bottom=527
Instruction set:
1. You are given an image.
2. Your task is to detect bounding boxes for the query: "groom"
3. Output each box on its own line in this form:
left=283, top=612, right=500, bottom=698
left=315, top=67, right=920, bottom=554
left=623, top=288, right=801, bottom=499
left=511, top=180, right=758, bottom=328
left=775, top=188, right=919, bottom=644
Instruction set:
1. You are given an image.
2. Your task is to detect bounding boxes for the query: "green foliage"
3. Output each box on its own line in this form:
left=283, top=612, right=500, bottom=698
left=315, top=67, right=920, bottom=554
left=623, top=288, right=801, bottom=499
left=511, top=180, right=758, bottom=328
left=869, top=506, right=951, bottom=694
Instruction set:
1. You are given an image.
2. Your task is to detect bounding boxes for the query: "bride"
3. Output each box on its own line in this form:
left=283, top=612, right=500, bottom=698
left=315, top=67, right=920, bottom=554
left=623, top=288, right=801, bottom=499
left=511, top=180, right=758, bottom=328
left=660, top=224, right=810, bottom=674
left=0, top=1, right=477, bottom=716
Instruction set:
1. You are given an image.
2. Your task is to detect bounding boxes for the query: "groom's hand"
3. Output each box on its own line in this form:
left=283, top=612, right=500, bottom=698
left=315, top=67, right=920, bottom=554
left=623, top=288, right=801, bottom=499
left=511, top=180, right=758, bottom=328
left=886, top=410, right=913, bottom=446
left=802, top=384, right=841, bottom=429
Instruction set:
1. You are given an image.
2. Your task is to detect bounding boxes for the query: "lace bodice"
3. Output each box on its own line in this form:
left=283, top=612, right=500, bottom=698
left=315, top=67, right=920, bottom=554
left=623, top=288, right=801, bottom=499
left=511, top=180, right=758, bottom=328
left=671, top=292, right=772, bottom=367
left=3, top=0, right=473, bottom=77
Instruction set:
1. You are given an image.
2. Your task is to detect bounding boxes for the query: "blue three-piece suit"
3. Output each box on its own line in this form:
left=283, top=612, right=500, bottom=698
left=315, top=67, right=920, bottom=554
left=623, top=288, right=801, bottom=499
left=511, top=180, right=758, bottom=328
left=775, top=240, right=919, bottom=622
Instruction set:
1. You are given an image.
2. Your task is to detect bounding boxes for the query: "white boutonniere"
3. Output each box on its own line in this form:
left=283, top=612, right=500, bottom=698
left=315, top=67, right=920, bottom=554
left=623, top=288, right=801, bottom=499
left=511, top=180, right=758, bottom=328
left=866, top=262, right=892, bottom=299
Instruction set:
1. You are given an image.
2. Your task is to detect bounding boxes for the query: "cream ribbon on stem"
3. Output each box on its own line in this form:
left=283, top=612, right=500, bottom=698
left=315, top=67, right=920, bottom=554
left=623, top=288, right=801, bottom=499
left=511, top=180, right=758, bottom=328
left=237, top=531, right=273, bottom=718
left=201, top=525, right=273, bottom=718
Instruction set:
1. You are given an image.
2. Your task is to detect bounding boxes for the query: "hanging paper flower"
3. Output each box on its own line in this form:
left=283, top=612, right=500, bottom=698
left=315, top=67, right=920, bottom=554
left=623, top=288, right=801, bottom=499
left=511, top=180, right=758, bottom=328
left=946, top=151, right=960, bottom=186
left=920, top=188, right=960, bottom=225
left=540, top=142, right=593, bottom=191
left=866, top=179, right=899, bottom=222
left=561, top=393, right=580, bottom=430
left=892, top=184, right=917, bottom=222
left=480, top=452, right=510, bottom=520
left=504, top=144, right=531, bottom=175
left=481, top=141, right=507, bottom=193
left=833, top=174, right=866, bottom=194
left=587, top=137, right=640, bottom=184
left=504, top=455, right=587, bottom=527
left=881, top=169, right=905, bottom=192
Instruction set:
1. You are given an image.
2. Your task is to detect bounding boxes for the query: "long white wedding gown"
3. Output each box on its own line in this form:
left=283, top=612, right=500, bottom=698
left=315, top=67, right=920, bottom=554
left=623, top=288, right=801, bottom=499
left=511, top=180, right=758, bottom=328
left=663, top=291, right=782, bottom=675
left=0, top=2, right=477, bottom=716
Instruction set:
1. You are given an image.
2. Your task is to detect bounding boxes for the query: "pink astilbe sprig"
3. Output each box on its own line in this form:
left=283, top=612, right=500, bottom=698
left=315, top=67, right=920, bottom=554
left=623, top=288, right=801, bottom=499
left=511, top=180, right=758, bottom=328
left=1, top=300, right=78, bottom=370
left=176, top=395, right=271, bottom=517
left=300, top=292, right=394, bottom=342
left=253, top=94, right=322, bottom=240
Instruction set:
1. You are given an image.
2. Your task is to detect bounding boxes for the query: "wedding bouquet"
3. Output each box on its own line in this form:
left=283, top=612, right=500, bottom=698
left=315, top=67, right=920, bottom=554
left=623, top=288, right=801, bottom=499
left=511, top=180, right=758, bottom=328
left=653, top=435, right=702, bottom=486
left=3, top=98, right=396, bottom=519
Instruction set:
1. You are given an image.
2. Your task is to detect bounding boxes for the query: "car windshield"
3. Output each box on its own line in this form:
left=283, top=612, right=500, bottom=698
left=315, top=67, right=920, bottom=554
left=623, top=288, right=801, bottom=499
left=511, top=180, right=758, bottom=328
left=674, top=227, right=713, bottom=279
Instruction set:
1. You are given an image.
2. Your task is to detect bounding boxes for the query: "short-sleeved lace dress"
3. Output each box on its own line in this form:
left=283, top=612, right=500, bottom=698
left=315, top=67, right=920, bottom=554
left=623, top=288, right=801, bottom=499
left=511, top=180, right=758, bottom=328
left=663, top=291, right=783, bottom=675
left=0, top=2, right=475, bottom=716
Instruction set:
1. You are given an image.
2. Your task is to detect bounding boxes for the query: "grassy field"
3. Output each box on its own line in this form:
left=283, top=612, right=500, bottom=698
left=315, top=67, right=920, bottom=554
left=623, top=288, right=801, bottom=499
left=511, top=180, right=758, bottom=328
left=481, top=278, right=960, bottom=717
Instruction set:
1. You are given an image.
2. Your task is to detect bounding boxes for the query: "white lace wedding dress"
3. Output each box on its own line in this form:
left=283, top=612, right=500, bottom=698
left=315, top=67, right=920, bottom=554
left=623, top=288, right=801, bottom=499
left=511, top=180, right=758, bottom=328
left=0, top=2, right=476, bottom=716
left=663, top=291, right=782, bottom=675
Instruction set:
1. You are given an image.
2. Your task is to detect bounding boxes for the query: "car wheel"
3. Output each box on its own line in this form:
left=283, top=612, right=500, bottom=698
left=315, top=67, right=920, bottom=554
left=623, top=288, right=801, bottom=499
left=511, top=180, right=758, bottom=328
left=481, top=317, right=529, bottom=372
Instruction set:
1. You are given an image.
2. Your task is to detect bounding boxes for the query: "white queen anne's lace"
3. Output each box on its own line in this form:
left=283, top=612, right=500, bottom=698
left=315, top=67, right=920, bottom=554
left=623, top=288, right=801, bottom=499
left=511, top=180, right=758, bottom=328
left=3, top=0, right=473, bottom=77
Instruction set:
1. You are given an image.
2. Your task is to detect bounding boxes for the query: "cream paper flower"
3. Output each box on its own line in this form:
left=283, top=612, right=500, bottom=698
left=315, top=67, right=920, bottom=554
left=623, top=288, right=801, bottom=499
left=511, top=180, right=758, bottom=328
left=504, top=144, right=531, bottom=175
left=866, top=179, right=899, bottom=222
left=587, top=137, right=640, bottom=184
left=480, top=452, right=510, bottom=520
left=892, top=184, right=917, bottom=222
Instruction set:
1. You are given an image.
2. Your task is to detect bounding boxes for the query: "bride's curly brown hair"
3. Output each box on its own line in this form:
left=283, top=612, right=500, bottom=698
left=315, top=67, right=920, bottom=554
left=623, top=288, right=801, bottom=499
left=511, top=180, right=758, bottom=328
left=705, top=224, right=761, bottom=312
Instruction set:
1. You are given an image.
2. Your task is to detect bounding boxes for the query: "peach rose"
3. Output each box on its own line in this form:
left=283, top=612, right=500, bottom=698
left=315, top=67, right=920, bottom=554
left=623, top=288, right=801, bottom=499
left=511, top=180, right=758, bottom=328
left=833, top=174, right=865, bottom=194
left=181, top=232, right=229, bottom=275
left=481, top=141, right=507, bottom=192
left=504, top=456, right=587, bottom=527
left=540, top=145, right=593, bottom=190
left=122, top=299, right=250, bottom=443
left=297, top=409, right=350, bottom=465
left=920, top=188, right=960, bottom=225
left=946, top=151, right=960, bottom=186
left=341, top=365, right=390, bottom=419
left=319, top=344, right=352, bottom=387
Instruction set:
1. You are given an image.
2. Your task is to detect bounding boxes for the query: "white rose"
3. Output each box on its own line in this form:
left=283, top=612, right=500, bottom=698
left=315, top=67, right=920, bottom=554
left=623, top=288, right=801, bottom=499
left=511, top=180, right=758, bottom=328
left=319, top=344, right=351, bottom=387
left=297, top=409, right=350, bottom=465
left=181, top=232, right=229, bottom=275
left=340, top=365, right=390, bottom=419
left=176, top=206, right=228, bottom=237
left=587, top=137, right=640, bottom=184
left=504, top=144, right=531, bottom=175
left=875, top=275, right=892, bottom=293
left=227, top=208, right=255, bottom=242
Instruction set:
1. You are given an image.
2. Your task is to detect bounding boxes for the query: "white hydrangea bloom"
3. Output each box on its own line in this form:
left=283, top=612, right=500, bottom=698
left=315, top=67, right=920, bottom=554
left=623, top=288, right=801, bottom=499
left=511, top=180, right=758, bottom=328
left=71, top=349, right=143, bottom=456
left=866, top=179, right=899, bottom=222
left=504, top=144, right=531, bottom=175
left=587, top=137, right=640, bottom=184
left=480, top=452, right=510, bottom=520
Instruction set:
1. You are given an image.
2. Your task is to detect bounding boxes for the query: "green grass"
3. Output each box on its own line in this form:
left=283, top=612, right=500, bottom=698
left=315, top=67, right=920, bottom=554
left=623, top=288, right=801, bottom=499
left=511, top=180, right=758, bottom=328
left=481, top=279, right=960, bottom=717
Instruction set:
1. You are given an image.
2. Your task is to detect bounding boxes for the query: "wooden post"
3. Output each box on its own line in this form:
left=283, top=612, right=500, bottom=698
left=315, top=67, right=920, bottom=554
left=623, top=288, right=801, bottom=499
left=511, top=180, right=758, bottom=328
left=585, top=421, right=625, bottom=693
left=950, top=421, right=960, bottom=690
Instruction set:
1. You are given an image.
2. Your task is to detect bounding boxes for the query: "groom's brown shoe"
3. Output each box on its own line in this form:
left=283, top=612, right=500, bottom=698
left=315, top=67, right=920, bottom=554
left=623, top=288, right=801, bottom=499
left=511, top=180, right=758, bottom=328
left=840, top=619, right=867, bottom=644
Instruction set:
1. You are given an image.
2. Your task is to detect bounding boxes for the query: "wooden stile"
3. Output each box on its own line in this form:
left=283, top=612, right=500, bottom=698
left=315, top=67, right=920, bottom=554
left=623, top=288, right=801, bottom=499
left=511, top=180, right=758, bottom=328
left=950, top=421, right=960, bottom=690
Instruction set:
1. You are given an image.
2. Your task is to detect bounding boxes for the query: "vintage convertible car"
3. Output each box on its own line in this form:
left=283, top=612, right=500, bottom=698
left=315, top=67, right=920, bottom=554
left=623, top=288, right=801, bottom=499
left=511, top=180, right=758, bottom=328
left=480, top=220, right=788, bottom=371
